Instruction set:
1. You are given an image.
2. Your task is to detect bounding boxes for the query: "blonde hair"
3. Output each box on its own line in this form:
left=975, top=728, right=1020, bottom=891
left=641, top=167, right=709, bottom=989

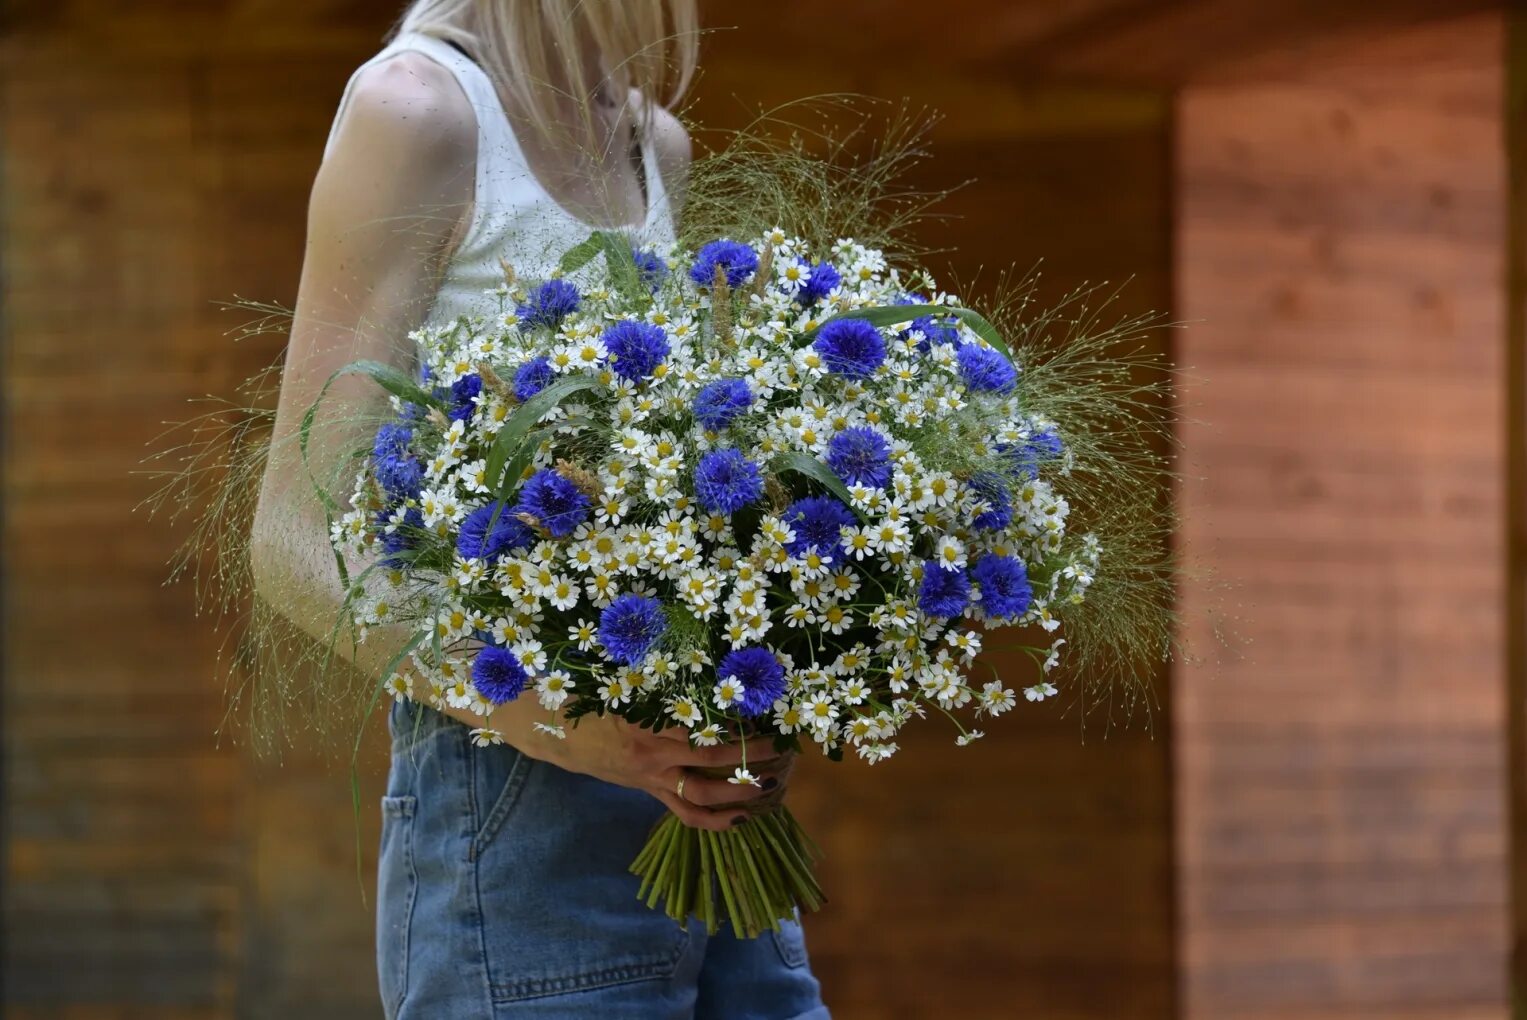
left=390, top=0, right=697, bottom=155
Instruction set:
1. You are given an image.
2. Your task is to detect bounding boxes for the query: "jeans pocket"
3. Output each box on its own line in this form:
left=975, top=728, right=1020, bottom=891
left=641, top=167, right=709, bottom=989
left=771, top=913, right=810, bottom=969
left=468, top=739, right=535, bottom=861
left=376, top=795, right=418, bottom=1018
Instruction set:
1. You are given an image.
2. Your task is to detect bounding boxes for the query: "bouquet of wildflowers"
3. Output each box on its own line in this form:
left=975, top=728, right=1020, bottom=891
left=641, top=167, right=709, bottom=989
left=319, top=222, right=1132, bottom=937
left=142, top=104, right=1177, bottom=941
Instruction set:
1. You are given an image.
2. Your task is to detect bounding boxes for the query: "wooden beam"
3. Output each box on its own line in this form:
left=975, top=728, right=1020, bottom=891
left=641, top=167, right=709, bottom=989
left=1505, top=7, right=1527, bottom=1016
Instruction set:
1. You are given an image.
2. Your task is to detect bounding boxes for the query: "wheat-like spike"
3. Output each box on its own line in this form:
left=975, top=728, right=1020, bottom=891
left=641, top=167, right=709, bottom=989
left=711, top=263, right=733, bottom=348
left=752, top=243, right=774, bottom=299
left=476, top=362, right=514, bottom=401
left=554, top=459, right=603, bottom=499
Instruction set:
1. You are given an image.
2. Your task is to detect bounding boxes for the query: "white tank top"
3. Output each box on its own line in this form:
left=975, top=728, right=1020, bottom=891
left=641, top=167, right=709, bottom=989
left=322, top=31, right=677, bottom=330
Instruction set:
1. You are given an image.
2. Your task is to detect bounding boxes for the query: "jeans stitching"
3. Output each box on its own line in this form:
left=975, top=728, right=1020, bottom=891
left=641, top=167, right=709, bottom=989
left=468, top=745, right=535, bottom=861
left=771, top=919, right=809, bottom=968
left=378, top=795, right=418, bottom=1018
left=487, top=928, right=691, bottom=1002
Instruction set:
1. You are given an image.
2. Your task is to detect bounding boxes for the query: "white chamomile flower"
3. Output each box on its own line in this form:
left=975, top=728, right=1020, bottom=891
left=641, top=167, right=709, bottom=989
left=954, top=730, right=984, bottom=747
left=946, top=629, right=981, bottom=660
left=568, top=619, right=598, bottom=651
left=712, top=676, right=747, bottom=711
left=598, top=676, right=631, bottom=706
left=773, top=699, right=803, bottom=734
left=1025, top=682, right=1058, bottom=702
left=979, top=681, right=1017, bottom=715
left=836, top=676, right=871, bottom=705
left=383, top=671, right=413, bottom=702
left=934, top=535, right=967, bottom=570
left=691, top=723, right=723, bottom=747
left=802, top=692, right=839, bottom=730
left=532, top=721, right=567, bottom=739
left=535, top=670, right=574, bottom=710
left=469, top=727, right=505, bottom=748
left=668, top=696, right=703, bottom=728
left=727, top=767, right=761, bottom=787
left=512, top=639, right=547, bottom=674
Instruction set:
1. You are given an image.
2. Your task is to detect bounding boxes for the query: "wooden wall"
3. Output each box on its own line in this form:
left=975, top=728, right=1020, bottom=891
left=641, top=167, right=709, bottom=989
left=0, top=6, right=394, bottom=1017
left=1173, top=12, right=1510, bottom=1019
left=2, top=4, right=1177, bottom=1018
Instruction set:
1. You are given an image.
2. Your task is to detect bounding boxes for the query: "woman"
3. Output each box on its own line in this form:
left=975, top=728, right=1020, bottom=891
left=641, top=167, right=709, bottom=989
left=249, top=2, right=829, bottom=1017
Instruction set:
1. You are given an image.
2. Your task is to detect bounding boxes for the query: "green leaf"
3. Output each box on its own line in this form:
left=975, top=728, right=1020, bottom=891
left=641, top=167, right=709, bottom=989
left=483, top=374, right=603, bottom=495
left=773, top=452, right=867, bottom=521
left=803, top=305, right=1015, bottom=364
left=558, top=233, right=604, bottom=276
left=555, top=230, right=646, bottom=304
left=327, top=357, right=444, bottom=411
left=595, top=231, right=644, bottom=303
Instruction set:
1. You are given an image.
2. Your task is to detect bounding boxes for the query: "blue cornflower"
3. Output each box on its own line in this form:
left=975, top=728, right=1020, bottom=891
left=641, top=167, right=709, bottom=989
left=602, top=319, right=670, bottom=381
left=373, top=423, right=412, bottom=461
left=1028, top=428, right=1064, bottom=460
left=513, top=356, right=555, bottom=402
left=694, top=448, right=764, bottom=515
left=908, top=314, right=961, bottom=352
left=456, top=500, right=533, bottom=561
left=513, top=469, right=591, bottom=538
left=812, top=318, right=886, bottom=379
left=449, top=373, right=482, bottom=422
left=375, top=455, right=423, bottom=500
left=599, top=593, right=667, bottom=665
left=372, top=424, right=422, bottom=499
left=688, top=239, right=759, bottom=289
left=956, top=342, right=1018, bottom=394
left=825, top=426, right=892, bottom=488
left=692, top=378, right=753, bottom=431
left=999, top=429, right=1064, bottom=480
left=892, top=293, right=929, bottom=306
left=377, top=506, right=424, bottom=568
left=796, top=261, right=841, bottom=305
left=632, top=247, right=668, bottom=291
left=919, top=560, right=970, bottom=618
left=471, top=645, right=529, bottom=704
left=782, top=496, right=856, bottom=561
left=718, top=646, right=786, bottom=718
left=972, top=553, right=1032, bottom=620
left=516, top=278, right=581, bottom=330
left=969, top=471, right=1013, bottom=530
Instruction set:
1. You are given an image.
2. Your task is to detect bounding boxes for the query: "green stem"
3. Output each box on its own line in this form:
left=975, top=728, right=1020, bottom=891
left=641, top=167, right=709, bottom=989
left=707, top=829, right=745, bottom=940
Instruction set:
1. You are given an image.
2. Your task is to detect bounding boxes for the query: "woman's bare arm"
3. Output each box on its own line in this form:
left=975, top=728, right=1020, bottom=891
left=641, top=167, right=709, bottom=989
left=249, top=59, right=769, bottom=827
left=249, top=50, right=475, bottom=693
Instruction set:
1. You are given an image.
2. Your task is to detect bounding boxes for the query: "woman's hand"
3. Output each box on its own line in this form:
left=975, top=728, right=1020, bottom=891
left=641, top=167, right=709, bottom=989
left=534, top=712, right=795, bottom=833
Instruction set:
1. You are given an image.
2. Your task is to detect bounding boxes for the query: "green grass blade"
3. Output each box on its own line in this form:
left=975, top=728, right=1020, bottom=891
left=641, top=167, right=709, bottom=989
left=773, top=451, right=866, bottom=521
left=483, top=375, right=602, bottom=495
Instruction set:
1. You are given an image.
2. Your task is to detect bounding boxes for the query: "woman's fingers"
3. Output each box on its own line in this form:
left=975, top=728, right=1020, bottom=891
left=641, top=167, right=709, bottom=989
left=650, top=787, right=739, bottom=832
left=664, top=766, right=775, bottom=809
left=654, top=736, right=785, bottom=771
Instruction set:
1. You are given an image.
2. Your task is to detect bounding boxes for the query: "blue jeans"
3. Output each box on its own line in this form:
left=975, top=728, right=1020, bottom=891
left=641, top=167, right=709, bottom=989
left=378, top=697, right=830, bottom=1019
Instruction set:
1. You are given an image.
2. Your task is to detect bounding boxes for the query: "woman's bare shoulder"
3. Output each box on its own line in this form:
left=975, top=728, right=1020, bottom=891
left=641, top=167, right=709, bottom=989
left=641, top=101, right=692, bottom=213
left=644, top=102, right=692, bottom=173
left=328, top=48, right=476, bottom=173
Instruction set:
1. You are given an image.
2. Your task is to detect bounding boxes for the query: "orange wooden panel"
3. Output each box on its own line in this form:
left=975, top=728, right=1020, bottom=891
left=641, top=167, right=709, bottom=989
left=1174, top=11, right=1509, bottom=1019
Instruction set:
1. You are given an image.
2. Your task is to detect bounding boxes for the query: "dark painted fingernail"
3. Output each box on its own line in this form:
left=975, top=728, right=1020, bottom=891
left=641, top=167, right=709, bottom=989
left=761, top=777, right=778, bottom=791
left=732, top=815, right=747, bottom=828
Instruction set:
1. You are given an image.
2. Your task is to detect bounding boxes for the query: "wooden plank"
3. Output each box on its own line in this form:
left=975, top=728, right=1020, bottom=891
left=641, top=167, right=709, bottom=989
left=1174, top=11, right=1509, bottom=1018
